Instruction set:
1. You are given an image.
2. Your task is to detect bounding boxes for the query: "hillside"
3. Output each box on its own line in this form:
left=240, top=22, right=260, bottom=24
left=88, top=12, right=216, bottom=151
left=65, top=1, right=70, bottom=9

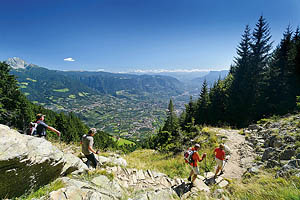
left=5, top=113, right=300, bottom=200
left=8, top=57, right=185, bottom=139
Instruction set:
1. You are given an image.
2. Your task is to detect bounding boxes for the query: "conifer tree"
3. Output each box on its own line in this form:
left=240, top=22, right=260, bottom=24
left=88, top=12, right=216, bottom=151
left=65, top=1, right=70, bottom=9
left=228, top=25, right=253, bottom=126
left=250, top=16, right=273, bottom=119
left=195, top=80, right=210, bottom=125
left=266, top=26, right=294, bottom=114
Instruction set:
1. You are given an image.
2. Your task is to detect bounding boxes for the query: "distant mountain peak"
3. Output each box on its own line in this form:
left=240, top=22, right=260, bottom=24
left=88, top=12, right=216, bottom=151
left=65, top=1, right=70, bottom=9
left=6, top=57, right=27, bottom=69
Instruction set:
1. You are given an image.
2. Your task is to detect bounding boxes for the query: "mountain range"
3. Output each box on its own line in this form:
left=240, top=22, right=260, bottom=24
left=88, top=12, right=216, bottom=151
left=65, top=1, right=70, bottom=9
left=6, top=57, right=229, bottom=139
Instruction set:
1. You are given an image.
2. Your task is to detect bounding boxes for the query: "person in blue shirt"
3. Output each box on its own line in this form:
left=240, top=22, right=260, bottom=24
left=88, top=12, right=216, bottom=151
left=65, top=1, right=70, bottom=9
left=35, top=113, right=61, bottom=139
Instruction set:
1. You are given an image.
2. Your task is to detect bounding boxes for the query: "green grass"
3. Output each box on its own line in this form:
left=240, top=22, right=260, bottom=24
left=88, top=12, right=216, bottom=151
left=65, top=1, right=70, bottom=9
left=78, top=92, right=85, bottom=97
left=124, top=149, right=215, bottom=179
left=227, top=173, right=300, bottom=200
left=111, top=137, right=135, bottom=146
left=79, top=169, right=114, bottom=182
left=26, top=78, right=37, bottom=82
left=68, top=94, right=76, bottom=99
left=16, top=179, right=65, bottom=200
left=53, top=88, right=69, bottom=92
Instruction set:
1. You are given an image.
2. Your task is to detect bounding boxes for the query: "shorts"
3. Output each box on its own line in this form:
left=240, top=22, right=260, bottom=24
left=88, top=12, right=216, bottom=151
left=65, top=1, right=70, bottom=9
left=190, top=165, right=200, bottom=175
left=215, top=158, right=224, bottom=168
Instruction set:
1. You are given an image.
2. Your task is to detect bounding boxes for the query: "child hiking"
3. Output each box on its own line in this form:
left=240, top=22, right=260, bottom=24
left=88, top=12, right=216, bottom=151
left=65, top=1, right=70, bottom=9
left=185, top=144, right=206, bottom=186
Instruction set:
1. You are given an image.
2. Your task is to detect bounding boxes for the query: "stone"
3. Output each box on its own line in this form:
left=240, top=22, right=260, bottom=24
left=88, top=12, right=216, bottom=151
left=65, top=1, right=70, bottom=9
left=132, top=189, right=176, bottom=200
left=296, top=153, right=300, bottom=159
left=248, top=124, right=262, bottom=131
left=284, top=135, right=295, bottom=143
left=97, top=155, right=127, bottom=167
left=266, top=160, right=280, bottom=168
left=61, top=153, right=88, bottom=176
left=262, top=147, right=275, bottom=161
left=0, top=124, right=65, bottom=198
left=193, top=178, right=210, bottom=192
left=248, top=167, right=259, bottom=174
left=279, top=148, right=296, bottom=160
left=91, top=175, right=124, bottom=199
left=218, top=180, right=229, bottom=188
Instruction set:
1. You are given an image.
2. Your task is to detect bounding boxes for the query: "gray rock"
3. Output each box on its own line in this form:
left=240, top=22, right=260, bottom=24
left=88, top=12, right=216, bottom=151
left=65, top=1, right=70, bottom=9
left=262, top=147, right=275, bottom=161
left=284, top=135, right=295, bottom=143
left=248, top=167, right=259, bottom=174
left=248, top=124, right=263, bottom=131
left=61, top=153, right=88, bottom=175
left=91, top=175, right=124, bottom=199
left=0, top=124, right=65, bottom=198
left=97, top=155, right=127, bottom=167
left=132, top=189, right=176, bottom=200
left=296, top=153, right=300, bottom=159
left=276, top=159, right=300, bottom=177
left=279, top=148, right=296, bottom=160
left=266, top=160, right=280, bottom=168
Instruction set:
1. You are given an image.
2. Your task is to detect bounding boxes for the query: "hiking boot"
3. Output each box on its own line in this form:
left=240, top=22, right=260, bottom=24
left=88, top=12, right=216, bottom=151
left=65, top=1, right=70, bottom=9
left=188, top=176, right=191, bottom=181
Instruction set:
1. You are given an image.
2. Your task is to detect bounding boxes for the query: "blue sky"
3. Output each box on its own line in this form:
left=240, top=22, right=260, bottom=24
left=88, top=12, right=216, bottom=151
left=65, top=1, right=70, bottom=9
left=0, top=0, right=299, bottom=72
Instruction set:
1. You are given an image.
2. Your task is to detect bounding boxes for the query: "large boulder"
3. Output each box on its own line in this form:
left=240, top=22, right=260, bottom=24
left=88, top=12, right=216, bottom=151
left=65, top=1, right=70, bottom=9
left=0, top=124, right=65, bottom=198
left=61, top=153, right=88, bottom=175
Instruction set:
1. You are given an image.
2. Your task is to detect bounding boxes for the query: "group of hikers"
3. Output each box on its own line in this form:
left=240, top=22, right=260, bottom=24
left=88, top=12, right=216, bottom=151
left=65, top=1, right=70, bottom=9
left=31, top=113, right=230, bottom=184
left=29, top=113, right=100, bottom=169
left=185, top=143, right=229, bottom=186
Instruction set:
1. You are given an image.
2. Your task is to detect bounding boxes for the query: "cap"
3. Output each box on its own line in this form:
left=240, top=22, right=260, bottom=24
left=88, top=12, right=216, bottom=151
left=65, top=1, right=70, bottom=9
left=195, top=144, right=200, bottom=148
left=36, top=113, right=45, bottom=120
left=88, top=128, right=97, bottom=134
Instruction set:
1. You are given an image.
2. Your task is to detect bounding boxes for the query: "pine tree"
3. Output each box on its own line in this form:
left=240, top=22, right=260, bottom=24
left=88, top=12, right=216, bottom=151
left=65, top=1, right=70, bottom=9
left=195, top=80, right=210, bottom=125
left=266, top=26, right=294, bottom=114
left=250, top=16, right=273, bottom=120
left=227, top=25, right=254, bottom=126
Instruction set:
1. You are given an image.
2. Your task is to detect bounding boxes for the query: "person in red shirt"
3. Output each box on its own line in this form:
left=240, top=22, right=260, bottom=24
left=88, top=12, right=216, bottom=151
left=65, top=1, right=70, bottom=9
left=214, top=144, right=225, bottom=178
left=187, top=144, right=207, bottom=185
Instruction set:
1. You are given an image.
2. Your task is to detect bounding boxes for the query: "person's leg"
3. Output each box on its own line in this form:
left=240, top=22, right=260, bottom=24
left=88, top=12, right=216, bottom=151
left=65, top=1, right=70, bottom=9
left=89, top=153, right=98, bottom=168
left=191, top=166, right=200, bottom=184
left=85, top=154, right=98, bottom=168
left=214, top=158, right=223, bottom=177
left=188, top=169, right=194, bottom=181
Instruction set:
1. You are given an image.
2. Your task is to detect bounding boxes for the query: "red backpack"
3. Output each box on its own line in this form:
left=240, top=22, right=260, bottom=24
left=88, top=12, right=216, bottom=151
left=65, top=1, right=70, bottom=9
left=184, top=148, right=195, bottom=164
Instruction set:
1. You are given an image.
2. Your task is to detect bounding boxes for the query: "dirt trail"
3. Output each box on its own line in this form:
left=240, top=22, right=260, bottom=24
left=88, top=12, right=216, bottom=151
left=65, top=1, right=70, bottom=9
left=211, top=128, right=255, bottom=179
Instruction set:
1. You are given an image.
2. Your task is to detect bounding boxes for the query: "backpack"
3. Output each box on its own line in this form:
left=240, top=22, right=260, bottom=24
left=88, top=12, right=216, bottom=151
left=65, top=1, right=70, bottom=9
left=27, top=122, right=38, bottom=136
left=184, top=149, right=195, bottom=164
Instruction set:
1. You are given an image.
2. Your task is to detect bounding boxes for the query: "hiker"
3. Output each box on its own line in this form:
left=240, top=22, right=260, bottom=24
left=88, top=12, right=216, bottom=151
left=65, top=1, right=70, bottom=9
left=35, top=113, right=61, bottom=139
left=81, top=128, right=99, bottom=168
left=214, top=143, right=226, bottom=178
left=186, top=144, right=207, bottom=185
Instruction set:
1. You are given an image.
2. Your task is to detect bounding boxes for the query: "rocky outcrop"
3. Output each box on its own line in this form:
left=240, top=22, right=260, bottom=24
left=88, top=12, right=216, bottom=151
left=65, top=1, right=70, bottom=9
left=0, top=124, right=65, bottom=198
left=244, top=114, right=300, bottom=177
left=0, top=124, right=88, bottom=198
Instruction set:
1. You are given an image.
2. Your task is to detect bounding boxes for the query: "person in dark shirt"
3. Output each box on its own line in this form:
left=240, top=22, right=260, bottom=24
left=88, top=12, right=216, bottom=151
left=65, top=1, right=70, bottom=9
left=35, top=114, right=61, bottom=139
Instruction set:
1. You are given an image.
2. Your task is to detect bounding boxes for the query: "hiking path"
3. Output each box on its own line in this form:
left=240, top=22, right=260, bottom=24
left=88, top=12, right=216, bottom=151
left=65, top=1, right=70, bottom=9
left=211, top=128, right=255, bottom=179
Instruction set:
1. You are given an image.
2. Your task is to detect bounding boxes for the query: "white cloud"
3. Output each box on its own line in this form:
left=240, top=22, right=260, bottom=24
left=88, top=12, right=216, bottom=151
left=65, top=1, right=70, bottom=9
left=64, top=57, right=75, bottom=62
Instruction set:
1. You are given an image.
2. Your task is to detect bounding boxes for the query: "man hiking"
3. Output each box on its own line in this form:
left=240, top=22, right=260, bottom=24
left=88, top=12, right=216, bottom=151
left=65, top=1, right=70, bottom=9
left=214, top=144, right=226, bottom=178
left=81, top=128, right=99, bottom=169
left=35, top=113, right=61, bottom=139
left=186, top=144, right=206, bottom=185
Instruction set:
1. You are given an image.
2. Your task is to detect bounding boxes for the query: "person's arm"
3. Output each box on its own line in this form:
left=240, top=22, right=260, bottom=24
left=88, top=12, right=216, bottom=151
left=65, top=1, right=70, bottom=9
left=47, top=126, right=61, bottom=137
left=88, top=146, right=98, bottom=154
